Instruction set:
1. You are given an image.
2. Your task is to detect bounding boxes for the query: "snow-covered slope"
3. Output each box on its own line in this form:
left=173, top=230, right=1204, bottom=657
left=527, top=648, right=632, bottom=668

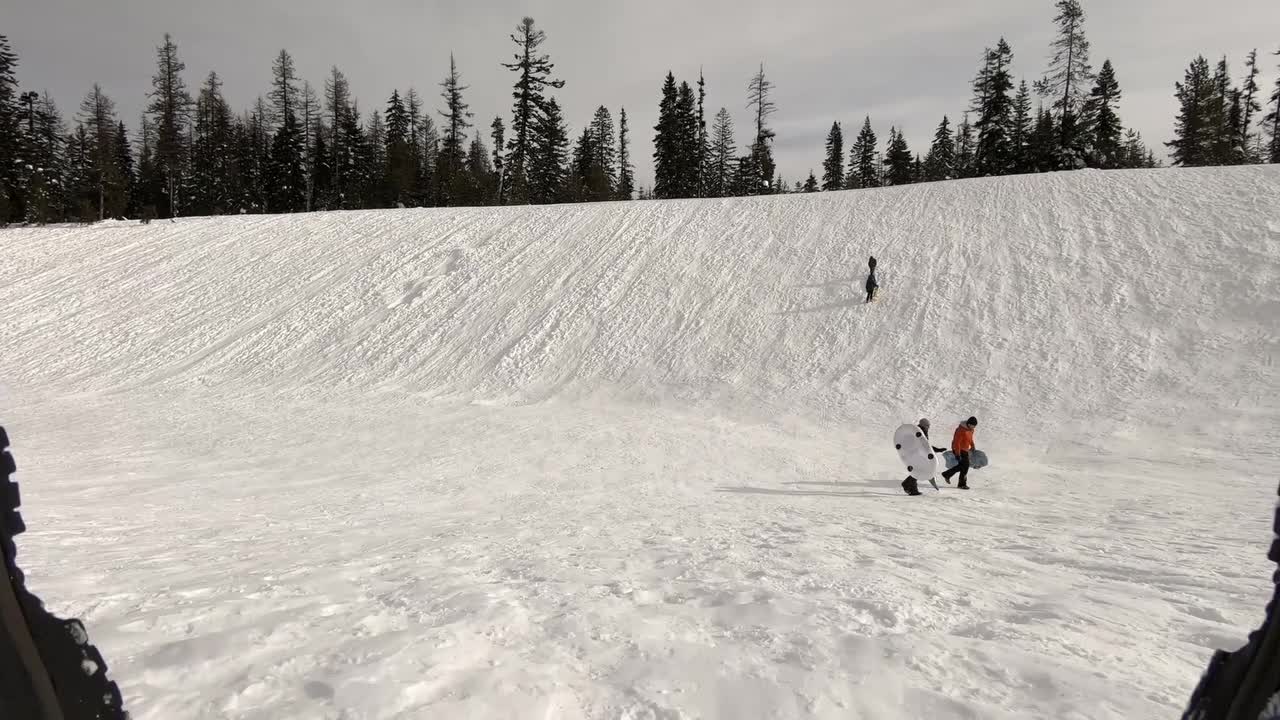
left=1, top=167, right=1278, bottom=719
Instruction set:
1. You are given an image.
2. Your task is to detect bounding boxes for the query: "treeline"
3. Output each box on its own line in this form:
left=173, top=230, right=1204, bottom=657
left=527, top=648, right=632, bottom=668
left=0, top=17, right=633, bottom=224
left=786, top=0, right=1280, bottom=195
left=0, top=2, right=1277, bottom=223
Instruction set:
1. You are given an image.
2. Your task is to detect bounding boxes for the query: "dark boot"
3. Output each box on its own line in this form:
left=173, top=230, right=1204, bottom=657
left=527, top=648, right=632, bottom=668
left=901, top=477, right=921, bottom=496
left=950, top=451, right=971, bottom=489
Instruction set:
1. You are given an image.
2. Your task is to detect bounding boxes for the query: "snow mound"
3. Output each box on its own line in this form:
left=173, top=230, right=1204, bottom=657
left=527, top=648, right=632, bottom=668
left=6, top=167, right=1279, bottom=448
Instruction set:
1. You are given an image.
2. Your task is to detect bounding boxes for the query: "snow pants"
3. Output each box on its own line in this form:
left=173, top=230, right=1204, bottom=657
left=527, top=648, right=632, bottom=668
left=942, top=451, right=971, bottom=487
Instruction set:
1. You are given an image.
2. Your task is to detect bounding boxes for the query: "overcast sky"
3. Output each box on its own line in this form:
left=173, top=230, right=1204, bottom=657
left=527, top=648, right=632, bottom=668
left=7, top=0, right=1279, bottom=189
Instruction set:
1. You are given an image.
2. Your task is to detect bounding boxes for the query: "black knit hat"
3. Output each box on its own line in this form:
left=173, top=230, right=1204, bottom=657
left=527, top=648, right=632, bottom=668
left=966, top=416, right=978, bottom=427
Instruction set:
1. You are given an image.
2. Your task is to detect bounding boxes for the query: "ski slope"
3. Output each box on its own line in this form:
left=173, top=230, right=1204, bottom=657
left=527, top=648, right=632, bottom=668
left=1, top=167, right=1278, bottom=719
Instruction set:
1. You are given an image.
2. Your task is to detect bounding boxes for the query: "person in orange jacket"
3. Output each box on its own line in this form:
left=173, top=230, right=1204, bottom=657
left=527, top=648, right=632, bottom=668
left=940, top=416, right=978, bottom=490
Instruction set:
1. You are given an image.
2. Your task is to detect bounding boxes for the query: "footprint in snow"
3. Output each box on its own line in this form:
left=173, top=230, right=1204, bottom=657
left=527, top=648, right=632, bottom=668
left=303, top=680, right=334, bottom=701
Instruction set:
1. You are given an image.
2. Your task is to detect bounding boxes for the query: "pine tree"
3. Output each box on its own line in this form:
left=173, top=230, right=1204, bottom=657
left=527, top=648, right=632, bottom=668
left=1035, top=0, right=1094, bottom=168
left=385, top=89, right=414, bottom=205
left=78, top=84, right=120, bottom=221
left=529, top=96, right=568, bottom=204
left=418, top=114, right=439, bottom=205
left=269, top=110, right=306, bottom=212
left=569, top=126, right=593, bottom=202
left=1266, top=48, right=1280, bottom=163
left=250, top=98, right=273, bottom=209
left=652, top=72, right=681, bottom=199
left=502, top=17, right=565, bottom=204
left=38, top=95, right=68, bottom=222
left=23, top=93, right=66, bottom=223
left=465, top=130, right=494, bottom=204
left=653, top=75, right=701, bottom=199
left=229, top=108, right=252, bottom=212
left=0, top=35, right=22, bottom=223
left=746, top=63, right=777, bottom=192
left=697, top=71, right=709, bottom=196
left=923, top=115, right=955, bottom=182
left=1029, top=106, right=1057, bottom=171
left=953, top=114, right=976, bottom=177
left=310, top=126, right=332, bottom=210
left=1167, top=56, right=1215, bottom=166
left=438, top=54, right=474, bottom=205
left=136, top=115, right=165, bottom=216
left=617, top=108, right=634, bottom=200
left=588, top=105, right=617, bottom=200
left=336, top=100, right=366, bottom=208
left=883, top=126, right=914, bottom=186
left=191, top=71, right=234, bottom=215
left=14, top=90, right=37, bottom=217
left=113, top=120, right=134, bottom=218
left=708, top=107, right=735, bottom=198
left=1010, top=81, right=1033, bottom=172
left=730, top=154, right=757, bottom=196
left=490, top=116, right=506, bottom=203
left=146, top=33, right=193, bottom=217
left=269, top=49, right=299, bottom=130
left=64, top=124, right=93, bottom=221
left=235, top=106, right=263, bottom=212
left=1120, top=128, right=1153, bottom=169
left=300, top=82, right=320, bottom=210
left=1240, top=50, right=1263, bottom=159
left=405, top=88, right=426, bottom=206
left=972, top=39, right=1016, bottom=176
left=1207, top=57, right=1243, bottom=165
left=264, top=52, right=307, bottom=213
left=848, top=117, right=878, bottom=189
left=364, top=110, right=388, bottom=207
left=822, top=121, right=844, bottom=190
left=1087, top=59, right=1124, bottom=168
left=324, top=66, right=351, bottom=198
left=675, top=81, right=700, bottom=197
left=802, top=170, right=818, bottom=193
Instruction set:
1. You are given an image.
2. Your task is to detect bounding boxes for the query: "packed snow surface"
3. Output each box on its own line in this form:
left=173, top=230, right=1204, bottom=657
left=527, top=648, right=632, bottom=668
left=2, top=167, right=1279, bottom=719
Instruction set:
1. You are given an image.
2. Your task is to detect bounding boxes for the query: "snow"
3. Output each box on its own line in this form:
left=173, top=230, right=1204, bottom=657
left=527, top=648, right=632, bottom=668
left=1, top=166, right=1278, bottom=719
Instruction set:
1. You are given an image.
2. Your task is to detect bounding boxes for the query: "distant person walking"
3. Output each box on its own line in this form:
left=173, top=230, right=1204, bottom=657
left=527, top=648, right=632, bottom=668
left=865, top=256, right=878, bottom=303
